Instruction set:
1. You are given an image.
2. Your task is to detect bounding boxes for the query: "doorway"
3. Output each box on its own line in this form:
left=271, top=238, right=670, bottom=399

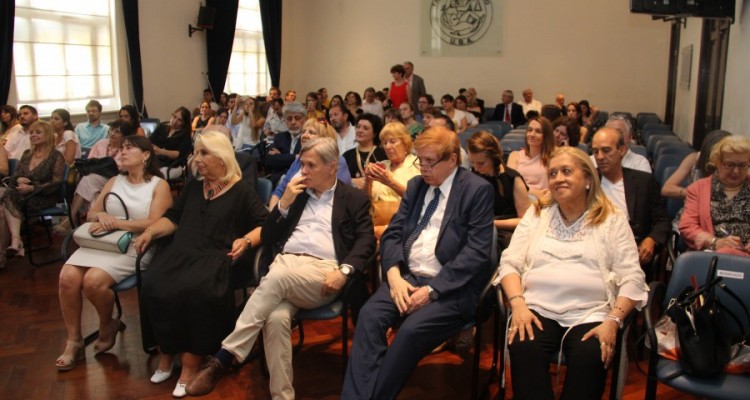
left=692, top=18, right=731, bottom=147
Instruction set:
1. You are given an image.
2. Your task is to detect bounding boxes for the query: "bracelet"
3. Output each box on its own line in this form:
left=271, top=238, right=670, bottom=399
left=606, top=314, right=623, bottom=328
left=612, top=305, right=626, bottom=316
left=242, top=236, right=252, bottom=246
left=507, top=294, right=525, bottom=303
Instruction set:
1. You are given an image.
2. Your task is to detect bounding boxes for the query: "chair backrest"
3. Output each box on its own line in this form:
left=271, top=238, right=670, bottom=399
left=666, top=252, right=750, bottom=338
left=629, top=144, right=648, bottom=158
left=234, top=150, right=259, bottom=189
left=654, top=154, right=684, bottom=185
left=8, top=158, right=18, bottom=176
left=642, top=126, right=674, bottom=145
left=636, top=113, right=661, bottom=131
left=477, top=121, right=511, bottom=139
left=255, top=177, right=273, bottom=206
left=647, top=134, right=680, bottom=156
left=662, top=165, right=685, bottom=219
left=501, top=139, right=525, bottom=154
left=576, top=142, right=589, bottom=154
left=653, top=143, right=694, bottom=163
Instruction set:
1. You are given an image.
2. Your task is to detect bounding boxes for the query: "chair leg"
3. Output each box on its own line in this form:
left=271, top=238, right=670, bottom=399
left=342, top=307, right=349, bottom=378
left=471, top=319, right=482, bottom=400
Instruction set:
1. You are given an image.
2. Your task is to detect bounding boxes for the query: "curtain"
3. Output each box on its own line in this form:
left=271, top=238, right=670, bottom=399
left=206, top=0, right=239, bottom=97
left=121, top=0, right=148, bottom=118
left=259, top=0, right=282, bottom=88
left=0, top=1, right=15, bottom=106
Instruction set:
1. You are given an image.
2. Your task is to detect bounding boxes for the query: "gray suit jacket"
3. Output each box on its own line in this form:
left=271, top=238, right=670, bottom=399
left=410, top=74, right=426, bottom=106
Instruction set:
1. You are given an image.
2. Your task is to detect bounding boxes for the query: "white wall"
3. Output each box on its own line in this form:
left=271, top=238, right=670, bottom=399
left=280, top=0, right=671, bottom=117
left=671, top=19, right=703, bottom=142
left=721, top=0, right=750, bottom=137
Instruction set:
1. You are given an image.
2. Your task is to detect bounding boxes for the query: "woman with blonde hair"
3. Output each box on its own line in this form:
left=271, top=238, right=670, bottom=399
left=496, top=146, right=647, bottom=399
left=268, top=118, right=352, bottom=209
left=136, top=131, right=268, bottom=397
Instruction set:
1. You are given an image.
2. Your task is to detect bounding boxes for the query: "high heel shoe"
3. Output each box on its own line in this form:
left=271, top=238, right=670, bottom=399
left=56, top=340, right=85, bottom=371
left=93, top=318, right=125, bottom=355
left=151, top=359, right=177, bottom=383
left=6, top=237, right=24, bottom=258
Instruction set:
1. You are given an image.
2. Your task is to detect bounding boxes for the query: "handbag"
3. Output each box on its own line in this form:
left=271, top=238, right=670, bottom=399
left=667, top=256, right=750, bottom=378
left=74, top=157, right=118, bottom=178
left=370, top=200, right=400, bottom=227
left=73, top=192, right=132, bottom=254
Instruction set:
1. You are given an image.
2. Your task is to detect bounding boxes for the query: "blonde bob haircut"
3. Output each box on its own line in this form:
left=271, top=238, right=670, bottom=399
left=191, top=130, right=242, bottom=182
left=534, top=146, right=615, bottom=226
left=708, top=135, right=750, bottom=170
left=302, top=118, right=337, bottom=140
left=29, top=120, right=56, bottom=157
left=414, top=125, right=462, bottom=165
left=380, top=122, right=413, bottom=154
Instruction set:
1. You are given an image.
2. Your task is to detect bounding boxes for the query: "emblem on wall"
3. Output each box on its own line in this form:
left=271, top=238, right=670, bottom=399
left=429, top=0, right=493, bottom=46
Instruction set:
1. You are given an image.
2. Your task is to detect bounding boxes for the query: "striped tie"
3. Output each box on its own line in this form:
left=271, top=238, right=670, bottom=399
left=403, top=187, right=441, bottom=261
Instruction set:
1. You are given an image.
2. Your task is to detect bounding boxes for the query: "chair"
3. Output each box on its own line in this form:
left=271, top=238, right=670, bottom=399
left=646, top=134, right=681, bottom=158
left=636, top=113, right=661, bottom=133
left=653, top=143, right=694, bottom=162
left=629, top=144, right=648, bottom=159
left=576, top=142, right=589, bottom=154
left=501, top=139, right=525, bottom=155
left=255, top=178, right=273, bottom=207
left=22, top=165, right=74, bottom=266
left=654, top=155, right=684, bottom=185
left=612, top=111, right=633, bottom=120
left=644, top=252, right=750, bottom=400
left=661, top=166, right=685, bottom=220
left=477, top=121, right=512, bottom=140
left=235, top=150, right=259, bottom=189
left=641, top=127, right=674, bottom=146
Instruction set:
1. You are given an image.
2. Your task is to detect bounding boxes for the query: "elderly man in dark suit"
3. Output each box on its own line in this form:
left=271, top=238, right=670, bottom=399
left=341, top=126, right=495, bottom=399
left=264, top=102, right=306, bottom=185
left=404, top=61, right=426, bottom=109
left=591, top=127, right=670, bottom=277
left=491, top=89, right=526, bottom=128
left=187, top=137, right=376, bottom=399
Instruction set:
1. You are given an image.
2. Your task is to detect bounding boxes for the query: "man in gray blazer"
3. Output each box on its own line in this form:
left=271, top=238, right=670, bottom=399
left=404, top=61, right=426, bottom=108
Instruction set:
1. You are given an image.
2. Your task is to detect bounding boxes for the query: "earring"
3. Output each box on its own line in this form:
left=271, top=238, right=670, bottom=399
left=586, top=184, right=590, bottom=190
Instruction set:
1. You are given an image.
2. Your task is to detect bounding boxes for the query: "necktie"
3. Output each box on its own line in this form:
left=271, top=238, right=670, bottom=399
left=504, top=105, right=511, bottom=122
left=403, top=187, right=441, bottom=261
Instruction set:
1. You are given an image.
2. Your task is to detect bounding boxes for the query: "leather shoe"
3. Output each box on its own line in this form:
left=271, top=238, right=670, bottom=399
left=185, top=356, right=225, bottom=396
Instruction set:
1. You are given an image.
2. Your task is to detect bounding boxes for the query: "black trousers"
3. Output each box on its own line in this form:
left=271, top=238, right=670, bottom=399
left=508, top=311, right=607, bottom=400
left=341, top=275, right=469, bottom=400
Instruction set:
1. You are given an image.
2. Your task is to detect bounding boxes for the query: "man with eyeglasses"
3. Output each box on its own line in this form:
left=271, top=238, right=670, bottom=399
left=342, top=126, right=494, bottom=399
left=592, top=127, right=670, bottom=277
left=264, top=102, right=306, bottom=185
left=594, top=116, right=651, bottom=173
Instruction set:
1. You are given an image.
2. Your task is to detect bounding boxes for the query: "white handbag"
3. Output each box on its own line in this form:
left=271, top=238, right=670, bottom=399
left=72, top=192, right=132, bottom=254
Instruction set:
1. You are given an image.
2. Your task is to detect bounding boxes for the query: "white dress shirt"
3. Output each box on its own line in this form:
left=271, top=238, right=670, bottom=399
left=408, top=167, right=458, bottom=278
left=337, top=124, right=357, bottom=154
left=601, top=176, right=629, bottom=219
left=279, top=182, right=337, bottom=261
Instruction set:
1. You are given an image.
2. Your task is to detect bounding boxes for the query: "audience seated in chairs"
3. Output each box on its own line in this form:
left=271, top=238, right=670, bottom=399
left=150, top=107, right=193, bottom=181
left=268, top=118, right=352, bottom=209
left=342, top=126, right=495, bottom=399
left=592, top=127, right=671, bottom=280
left=232, top=96, right=265, bottom=151
left=598, top=115, right=651, bottom=173
left=0, top=120, right=65, bottom=262
left=6, top=105, right=38, bottom=160
left=56, top=136, right=171, bottom=371
left=191, top=101, right=215, bottom=137
left=58, top=120, right=137, bottom=234
left=565, top=102, right=589, bottom=143
left=50, top=108, right=81, bottom=164
left=135, top=131, right=267, bottom=398
left=119, top=105, right=147, bottom=136
left=264, top=102, right=306, bottom=186
left=186, top=137, right=375, bottom=399
left=552, top=116, right=582, bottom=148
left=365, top=122, right=421, bottom=239
left=507, top=116, right=556, bottom=199
left=679, top=135, right=750, bottom=256
left=467, top=131, right=530, bottom=251
left=75, top=100, right=110, bottom=149
left=496, top=146, right=648, bottom=400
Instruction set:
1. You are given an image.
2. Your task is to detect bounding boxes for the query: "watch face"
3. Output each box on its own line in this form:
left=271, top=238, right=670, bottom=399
left=341, top=265, right=353, bottom=275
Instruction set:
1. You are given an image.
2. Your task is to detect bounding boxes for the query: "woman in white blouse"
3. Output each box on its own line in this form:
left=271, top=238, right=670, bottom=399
left=496, top=146, right=648, bottom=400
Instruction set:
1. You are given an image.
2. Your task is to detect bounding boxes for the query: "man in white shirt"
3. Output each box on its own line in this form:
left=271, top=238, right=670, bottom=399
left=595, top=115, right=652, bottom=173
left=263, top=98, right=287, bottom=137
left=75, top=100, right=109, bottom=149
left=361, top=87, right=384, bottom=120
left=517, top=88, right=543, bottom=117
left=5, top=104, right=38, bottom=159
left=592, top=127, right=670, bottom=271
left=187, top=137, right=375, bottom=399
left=342, top=126, right=494, bottom=399
left=329, top=104, right=357, bottom=154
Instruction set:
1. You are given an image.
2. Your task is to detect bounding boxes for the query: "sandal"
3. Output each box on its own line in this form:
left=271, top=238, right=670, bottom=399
left=56, top=340, right=85, bottom=371
left=93, top=319, right=125, bottom=355
left=6, top=236, right=24, bottom=258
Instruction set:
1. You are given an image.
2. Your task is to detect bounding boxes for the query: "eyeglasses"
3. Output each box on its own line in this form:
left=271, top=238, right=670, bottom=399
left=722, top=161, right=750, bottom=171
left=413, top=154, right=448, bottom=171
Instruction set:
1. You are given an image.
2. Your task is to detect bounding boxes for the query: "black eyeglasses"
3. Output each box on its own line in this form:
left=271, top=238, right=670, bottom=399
left=413, top=154, right=448, bottom=171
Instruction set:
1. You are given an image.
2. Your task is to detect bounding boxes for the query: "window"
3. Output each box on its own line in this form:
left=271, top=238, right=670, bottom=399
left=13, top=0, right=119, bottom=116
left=225, top=0, right=270, bottom=96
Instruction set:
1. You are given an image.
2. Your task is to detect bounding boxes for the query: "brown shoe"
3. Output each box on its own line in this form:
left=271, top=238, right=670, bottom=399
left=185, top=357, right=225, bottom=396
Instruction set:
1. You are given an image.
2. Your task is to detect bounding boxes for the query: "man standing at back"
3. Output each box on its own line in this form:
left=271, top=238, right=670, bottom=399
left=75, top=100, right=109, bottom=149
left=342, top=126, right=494, bottom=399
left=404, top=61, right=426, bottom=108
left=5, top=105, right=38, bottom=159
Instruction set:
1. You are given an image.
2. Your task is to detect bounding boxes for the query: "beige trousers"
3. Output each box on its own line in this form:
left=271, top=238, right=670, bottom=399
left=221, top=253, right=338, bottom=400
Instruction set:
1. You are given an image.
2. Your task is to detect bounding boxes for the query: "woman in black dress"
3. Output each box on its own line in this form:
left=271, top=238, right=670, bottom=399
left=150, top=107, right=193, bottom=180
left=467, top=131, right=531, bottom=250
left=342, top=113, right=387, bottom=190
left=135, top=131, right=268, bottom=398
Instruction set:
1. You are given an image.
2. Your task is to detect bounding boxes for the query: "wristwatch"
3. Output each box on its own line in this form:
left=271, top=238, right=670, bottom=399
left=339, top=264, right=354, bottom=276
left=427, top=285, right=439, bottom=301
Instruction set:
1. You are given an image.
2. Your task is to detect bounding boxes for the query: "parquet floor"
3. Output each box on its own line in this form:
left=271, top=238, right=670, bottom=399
left=0, top=235, right=700, bottom=399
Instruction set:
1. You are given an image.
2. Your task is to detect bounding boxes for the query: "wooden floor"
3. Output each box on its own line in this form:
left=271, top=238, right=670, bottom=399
left=0, top=236, right=700, bottom=399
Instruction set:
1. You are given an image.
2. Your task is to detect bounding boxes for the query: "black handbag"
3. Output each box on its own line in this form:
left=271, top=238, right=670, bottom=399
left=74, top=157, right=118, bottom=178
left=667, top=256, right=750, bottom=378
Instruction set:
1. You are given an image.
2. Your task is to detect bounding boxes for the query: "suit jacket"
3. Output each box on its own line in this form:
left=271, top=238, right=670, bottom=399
left=380, top=168, right=494, bottom=316
left=491, top=102, right=526, bottom=128
left=264, top=130, right=300, bottom=173
left=262, top=179, right=376, bottom=273
left=621, top=168, right=671, bottom=246
left=409, top=74, right=427, bottom=107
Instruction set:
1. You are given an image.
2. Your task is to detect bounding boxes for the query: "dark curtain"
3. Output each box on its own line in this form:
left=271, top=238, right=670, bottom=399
left=259, top=0, right=282, bottom=88
left=0, top=1, right=15, bottom=106
left=121, top=0, right=148, bottom=117
left=206, top=0, right=239, bottom=97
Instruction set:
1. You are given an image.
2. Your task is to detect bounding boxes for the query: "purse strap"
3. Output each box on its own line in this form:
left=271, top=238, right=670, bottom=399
left=103, top=191, right=130, bottom=220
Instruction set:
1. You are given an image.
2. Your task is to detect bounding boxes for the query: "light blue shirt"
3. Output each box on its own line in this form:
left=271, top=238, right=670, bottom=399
left=75, top=121, right=109, bottom=148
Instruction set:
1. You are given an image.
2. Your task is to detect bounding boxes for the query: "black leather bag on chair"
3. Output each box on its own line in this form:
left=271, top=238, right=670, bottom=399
left=668, top=256, right=750, bottom=378
left=74, top=157, right=118, bottom=178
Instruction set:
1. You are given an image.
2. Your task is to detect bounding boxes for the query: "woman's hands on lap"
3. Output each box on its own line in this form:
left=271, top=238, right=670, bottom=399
left=582, top=320, right=618, bottom=368
left=507, top=303, right=543, bottom=344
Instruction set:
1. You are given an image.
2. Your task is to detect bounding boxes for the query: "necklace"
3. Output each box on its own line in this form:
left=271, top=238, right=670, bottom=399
left=560, top=207, right=585, bottom=225
left=203, top=179, right=229, bottom=199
